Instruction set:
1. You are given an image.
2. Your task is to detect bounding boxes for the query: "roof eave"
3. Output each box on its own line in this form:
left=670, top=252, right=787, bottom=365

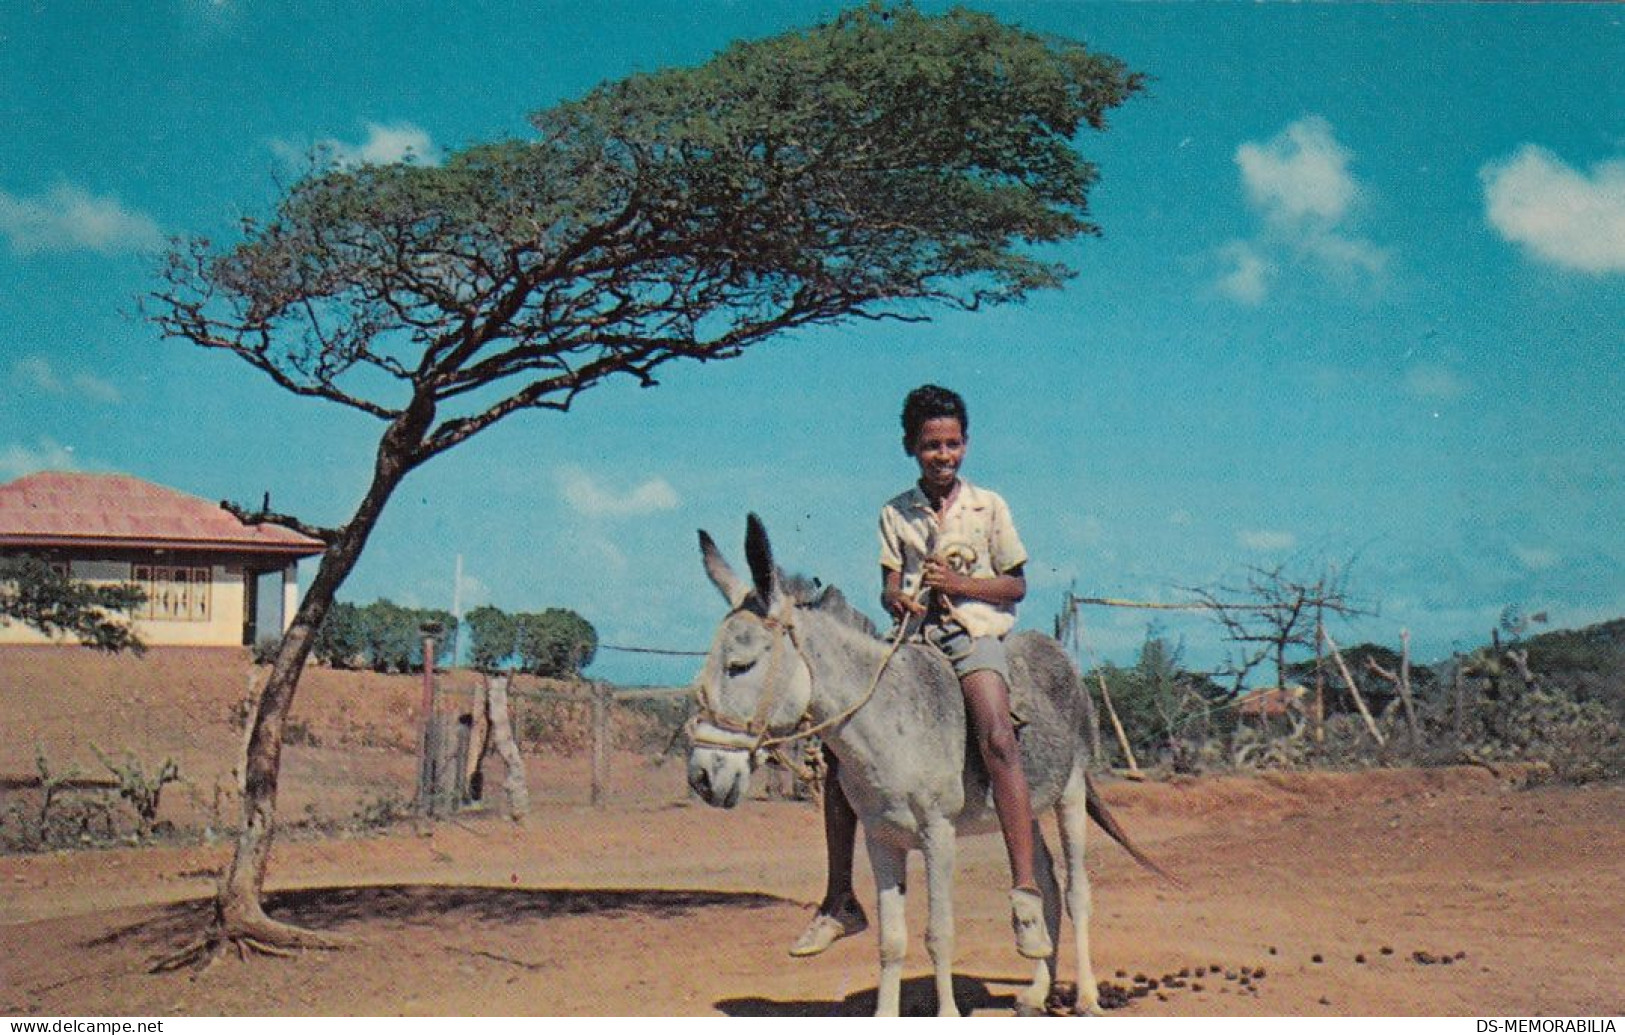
left=0, top=534, right=326, bottom=559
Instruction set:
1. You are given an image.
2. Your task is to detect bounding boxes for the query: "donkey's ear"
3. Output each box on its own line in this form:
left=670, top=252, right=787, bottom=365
left=744, top=513, right=777, bottom=605
left=699, top=529, right=750, bottom=609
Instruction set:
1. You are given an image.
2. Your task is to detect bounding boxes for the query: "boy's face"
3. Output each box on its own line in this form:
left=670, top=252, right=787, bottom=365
left=909, top=416, right=967, bottom=495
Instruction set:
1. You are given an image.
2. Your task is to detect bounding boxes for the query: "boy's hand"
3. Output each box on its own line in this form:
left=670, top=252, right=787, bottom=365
left=920, top=557, right=963, bottom=597
left=885, top=587, right=928, bottom=620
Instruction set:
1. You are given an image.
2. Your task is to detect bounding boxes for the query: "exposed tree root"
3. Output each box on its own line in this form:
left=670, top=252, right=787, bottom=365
left=150, top=914, right=354, bottom=974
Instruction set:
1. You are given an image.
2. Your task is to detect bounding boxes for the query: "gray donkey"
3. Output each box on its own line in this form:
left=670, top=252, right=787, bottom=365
left=688, top=515, right=1165, bottom=1017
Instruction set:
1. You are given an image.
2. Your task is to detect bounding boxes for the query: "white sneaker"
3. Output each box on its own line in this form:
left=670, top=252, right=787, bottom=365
left=788, top=902, right=868, bottom=957
left=1010, top=887, right=1053, bottom=960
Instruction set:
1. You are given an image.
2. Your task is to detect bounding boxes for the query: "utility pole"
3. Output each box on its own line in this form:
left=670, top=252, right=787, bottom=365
left=451, top=554, right=464, bottom=667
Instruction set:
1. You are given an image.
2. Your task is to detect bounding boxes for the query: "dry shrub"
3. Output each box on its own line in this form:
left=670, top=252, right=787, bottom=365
left=511, top=684, right=673, bottom=756
left=1466, top=690, right=1625, bottom=785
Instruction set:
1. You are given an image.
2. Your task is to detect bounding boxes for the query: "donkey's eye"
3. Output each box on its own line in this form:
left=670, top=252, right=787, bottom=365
left=725, top=658, right=756, bottom=677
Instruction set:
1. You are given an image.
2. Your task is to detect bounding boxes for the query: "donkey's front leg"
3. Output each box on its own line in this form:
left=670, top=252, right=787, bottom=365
left=920, top=817, right=959, bottom=1017
left=865, top=835, right=909, bottom=1017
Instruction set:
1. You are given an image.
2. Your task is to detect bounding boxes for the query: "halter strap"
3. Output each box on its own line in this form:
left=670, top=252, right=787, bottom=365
left=691, top=590, right=925, bottom=757
left=691, top=605, right=812, bottom=756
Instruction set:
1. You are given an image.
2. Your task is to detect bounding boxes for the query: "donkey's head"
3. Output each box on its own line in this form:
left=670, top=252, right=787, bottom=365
left=687, top=514, right=815, bottom=809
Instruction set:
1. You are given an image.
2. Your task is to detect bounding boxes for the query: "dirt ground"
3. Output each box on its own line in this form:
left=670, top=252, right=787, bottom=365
left=2, top=648, right=1622, bottom=1017
left=1, top=766, right=1620, bottom=1016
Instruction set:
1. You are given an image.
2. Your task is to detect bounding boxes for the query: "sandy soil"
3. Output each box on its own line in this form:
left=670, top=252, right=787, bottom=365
left=1, top=766, right=1621, bottom=1017
left=2, top=647, right=1621, bottom=1016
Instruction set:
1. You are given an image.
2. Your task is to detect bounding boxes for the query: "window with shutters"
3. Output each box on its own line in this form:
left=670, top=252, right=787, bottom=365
left=132, top=564, right=212, bottom=622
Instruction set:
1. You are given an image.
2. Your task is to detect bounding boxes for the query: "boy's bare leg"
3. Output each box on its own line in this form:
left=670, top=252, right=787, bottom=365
left=961, top=669, right=1038, bottom=888
left=962, top=668, right=1052, bottom=959
left=790, top=748, right=867, bottom=956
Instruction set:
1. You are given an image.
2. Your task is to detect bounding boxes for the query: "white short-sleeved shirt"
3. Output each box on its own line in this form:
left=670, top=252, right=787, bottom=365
left=878, top=478, right=1028, bottom=639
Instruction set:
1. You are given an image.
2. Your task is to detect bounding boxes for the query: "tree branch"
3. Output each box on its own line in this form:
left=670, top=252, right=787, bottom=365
left=220, top=500, right=342, bottom=545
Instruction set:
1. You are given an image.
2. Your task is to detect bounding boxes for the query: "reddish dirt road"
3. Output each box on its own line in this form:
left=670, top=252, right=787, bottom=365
left=2, top=765, right=1621, bottom=1017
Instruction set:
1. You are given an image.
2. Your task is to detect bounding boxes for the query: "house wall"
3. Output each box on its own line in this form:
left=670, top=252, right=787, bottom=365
left=0, top=550, right=281, bottom=648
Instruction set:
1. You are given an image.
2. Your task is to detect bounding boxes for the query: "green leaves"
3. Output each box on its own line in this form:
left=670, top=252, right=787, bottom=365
left=468, top=604, right=597, bottom=678
left=155, top=4, right=1140, bottom=450
left=0, top=555, right=146, bottom=654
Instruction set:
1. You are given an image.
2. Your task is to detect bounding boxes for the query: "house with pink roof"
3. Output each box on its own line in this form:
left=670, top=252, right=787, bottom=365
left=0, top=471, right=325, bottom=648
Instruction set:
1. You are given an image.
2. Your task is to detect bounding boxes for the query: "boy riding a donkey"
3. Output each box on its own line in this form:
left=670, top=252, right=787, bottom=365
left=688, top=385, right=1166, bottom=1016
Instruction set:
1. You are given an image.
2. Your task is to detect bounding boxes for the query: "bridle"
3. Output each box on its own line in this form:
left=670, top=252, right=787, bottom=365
left=689, top=604, right=813, bottom=758
left=689, top=594, right=919, bottom=764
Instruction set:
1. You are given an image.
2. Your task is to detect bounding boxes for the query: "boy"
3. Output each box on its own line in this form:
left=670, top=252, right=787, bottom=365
left=790, top=384, right=1052, bottom=961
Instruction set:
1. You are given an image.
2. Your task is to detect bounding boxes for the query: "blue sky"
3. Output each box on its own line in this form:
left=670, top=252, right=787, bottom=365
left=3, top=2, right=1622, bottom=685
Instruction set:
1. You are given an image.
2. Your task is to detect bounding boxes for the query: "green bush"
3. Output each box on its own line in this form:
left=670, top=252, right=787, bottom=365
left=515, top=608, right=597, bottom=678
left=312, top=601, right=365, bottom=668
left=466, top=604, right=518, bottom=672
left=337, top=600, right=459, bottom=672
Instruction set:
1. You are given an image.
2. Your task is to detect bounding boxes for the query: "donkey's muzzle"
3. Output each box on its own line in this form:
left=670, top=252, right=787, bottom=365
left=688, top=747, right=750, bottom=809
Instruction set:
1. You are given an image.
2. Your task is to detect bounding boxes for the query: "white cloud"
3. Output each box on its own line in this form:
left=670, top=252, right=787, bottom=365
left=1215, top=116, right=1387, bottom=301
left=1512, top=545, right=1560, bottom=572
left=1237, top=116, right=1358, bottom=224
left=558, top=467, right=680, bottom=518
left=1480, top=145, right=1625, bottom=274
left=1402, top=363, right=1467, bottom=402
left=0, top=184, right=163, bottom=255
left=1238, top=529, right=1297, bottom=552
left=274, top=122, right=441, bottom=171
left=1216, top=240, right=1271, bottom=305
left=14, top=355, right=121, bottom=404
left=0, top=437, right=79, bottom=479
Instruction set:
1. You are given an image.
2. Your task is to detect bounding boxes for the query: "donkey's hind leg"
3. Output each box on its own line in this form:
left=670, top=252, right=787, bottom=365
left=1015, top=819, right=1063, bottom=1015
left=1056, top=767, right=1100, bottom=1015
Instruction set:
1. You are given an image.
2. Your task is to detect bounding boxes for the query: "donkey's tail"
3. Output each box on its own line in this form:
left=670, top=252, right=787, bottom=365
left=1084, top=772, right=1184, bottom=888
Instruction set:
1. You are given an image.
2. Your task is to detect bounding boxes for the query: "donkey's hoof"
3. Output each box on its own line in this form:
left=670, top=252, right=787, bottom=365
left=1015, top=989, right=1050, bottom=1018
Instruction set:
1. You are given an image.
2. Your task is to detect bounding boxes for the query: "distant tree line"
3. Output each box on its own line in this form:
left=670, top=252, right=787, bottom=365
left=309, top=600, right=457, bottom=673
left=464, top=604, right=597, bottom=678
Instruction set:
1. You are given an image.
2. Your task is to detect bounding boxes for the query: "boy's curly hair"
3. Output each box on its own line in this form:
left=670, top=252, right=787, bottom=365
left=900, top=384, right=968, bottom=454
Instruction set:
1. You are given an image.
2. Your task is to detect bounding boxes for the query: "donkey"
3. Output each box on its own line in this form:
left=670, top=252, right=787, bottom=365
left=687, top=515, right=1165, bottom=1017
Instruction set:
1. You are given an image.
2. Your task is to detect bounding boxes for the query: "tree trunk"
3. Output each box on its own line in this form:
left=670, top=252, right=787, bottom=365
left=486, top=671, right=530, bottom=820
left=209, top=404, right=431, bottom=952
left=1322, top=629, right=1386, bottom=747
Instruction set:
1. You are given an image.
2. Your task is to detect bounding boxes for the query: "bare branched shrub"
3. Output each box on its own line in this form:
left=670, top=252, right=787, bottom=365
left=34, top=745, right=81, bottom=830
left=91, top=746, right=181, bottom=838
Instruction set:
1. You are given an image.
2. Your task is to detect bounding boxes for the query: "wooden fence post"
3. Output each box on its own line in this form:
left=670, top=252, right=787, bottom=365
left=590, top=681, right=611, bottom=808
left=415, top=628, right=440, bottom=816
left=1397, top=629, right=1420, bottom=750
left=1452, top=657, right=1468, bottom=747
left=465, top=676, right=490, bottom=802
left=1313, top=614, right=1327, bottom=744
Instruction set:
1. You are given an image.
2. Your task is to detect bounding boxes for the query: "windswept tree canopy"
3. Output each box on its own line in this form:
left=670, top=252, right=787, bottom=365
left=153, top=4, right=1141, bottom=470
